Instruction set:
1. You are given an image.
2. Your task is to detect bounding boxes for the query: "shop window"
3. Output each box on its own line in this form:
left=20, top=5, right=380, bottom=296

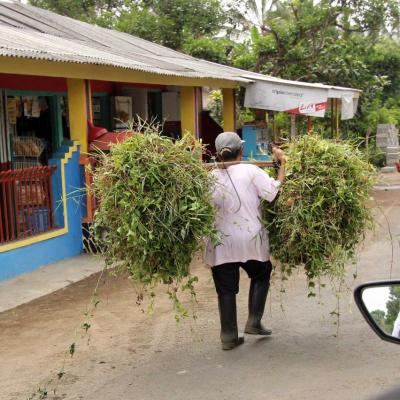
left=6, top=95, right=67, bottom=169
left=92, top=95, right=111, bottom=131
left=0, top=93, right=62, bottom=243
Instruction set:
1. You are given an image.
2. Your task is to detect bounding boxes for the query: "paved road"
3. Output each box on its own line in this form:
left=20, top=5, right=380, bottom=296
left=1, top=189, right=400, bottom=400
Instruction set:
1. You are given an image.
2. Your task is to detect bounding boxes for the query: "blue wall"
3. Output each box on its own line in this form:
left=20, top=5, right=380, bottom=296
left=242, top=125, right=271, bottom=161
left=0, top=143, right=84, bottom=281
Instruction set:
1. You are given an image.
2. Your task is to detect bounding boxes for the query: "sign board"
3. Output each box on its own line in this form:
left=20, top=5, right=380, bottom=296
left=244, top=80, right=360, bottom=119
left=376, top=124, right=399, bottom=148
left=244, top=80, right=329, bottom=117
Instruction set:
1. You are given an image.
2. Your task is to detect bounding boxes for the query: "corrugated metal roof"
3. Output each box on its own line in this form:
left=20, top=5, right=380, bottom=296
left=0, top=1, right=252, bottom=82
left=0, top=1, right=361, bottom=95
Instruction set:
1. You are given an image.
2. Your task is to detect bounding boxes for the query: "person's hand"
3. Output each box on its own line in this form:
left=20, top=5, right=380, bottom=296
left=271, top=146, right=286, bottom=165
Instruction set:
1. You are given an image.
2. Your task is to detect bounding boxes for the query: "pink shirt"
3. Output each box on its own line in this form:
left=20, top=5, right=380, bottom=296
left=204, top=164, right=281, bottom=266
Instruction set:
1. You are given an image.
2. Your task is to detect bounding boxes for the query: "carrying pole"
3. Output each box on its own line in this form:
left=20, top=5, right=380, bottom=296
left=307, top=116, right=313, bottom=133
left=204, top=160, right=274, bottom=170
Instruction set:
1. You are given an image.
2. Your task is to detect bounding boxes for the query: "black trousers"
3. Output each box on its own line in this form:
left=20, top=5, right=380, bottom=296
left=212, top=260, right=273, bottom=295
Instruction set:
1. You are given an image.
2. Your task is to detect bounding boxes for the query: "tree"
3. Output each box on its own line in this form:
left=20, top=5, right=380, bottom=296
left=29, top=0, right=230, bottom=61
left=233, top=1, right=361, bottom=78
left=182, top=37, right=233, bottom=64
left=115, top=0, right=226, bottom=51
left=370, top=309, right=387, bottom=331
left=229, top=0, right=400, bottom=142
left=29, top=0, right=227, bottom=54
left=385, top=286, right=400, bottom=333
left=29, top=0, right=123, bottom=22
left=367, top=39, right=400, bottom=101
left=342, top=0, right=400, bottom=39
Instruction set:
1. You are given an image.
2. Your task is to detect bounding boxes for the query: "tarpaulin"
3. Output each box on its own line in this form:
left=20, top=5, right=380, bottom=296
left=244, top=80, right=329, bottom=117
left=244, top=79, right=360, bottom=119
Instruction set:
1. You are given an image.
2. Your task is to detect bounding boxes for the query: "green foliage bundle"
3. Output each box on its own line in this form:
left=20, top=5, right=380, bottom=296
left=91, top=124, right=217, bottom=313
left=264, top=135, right=376, bottom=293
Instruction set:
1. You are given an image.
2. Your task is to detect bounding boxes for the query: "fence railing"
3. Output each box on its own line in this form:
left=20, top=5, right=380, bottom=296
left=0, top=166, right=57, bottom=244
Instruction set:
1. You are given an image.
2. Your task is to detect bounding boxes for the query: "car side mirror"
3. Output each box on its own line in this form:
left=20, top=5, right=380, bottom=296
left=354, top=280, right=400, bottom=344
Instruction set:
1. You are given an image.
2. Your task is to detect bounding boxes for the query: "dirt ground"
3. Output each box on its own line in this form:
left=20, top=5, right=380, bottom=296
left=1, top=189, right=400, bottom=400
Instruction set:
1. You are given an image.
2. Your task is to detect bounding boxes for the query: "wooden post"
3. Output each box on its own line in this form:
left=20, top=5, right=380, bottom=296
left=307, top=116, right=313, bottom=133
left=290, top=114, right=297, bottom=139
left=365, top=127, right=371, bottom=162
left=272, top=111, right=277, bottom=141
left=86, top=80, right=93, bottom=123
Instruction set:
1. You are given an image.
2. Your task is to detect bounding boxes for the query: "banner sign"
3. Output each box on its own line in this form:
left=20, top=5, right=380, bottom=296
left=290, top=101, right=327, bottom=116
left=244, top=80, right=329, bottom=117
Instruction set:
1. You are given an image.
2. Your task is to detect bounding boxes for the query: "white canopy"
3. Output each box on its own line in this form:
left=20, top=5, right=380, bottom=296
left=243, top=75, right=361, bottom=120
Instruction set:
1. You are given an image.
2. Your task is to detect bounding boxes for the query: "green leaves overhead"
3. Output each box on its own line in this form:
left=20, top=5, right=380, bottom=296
left=116, top=0, right=225, bottom=51
left=30, top=0, right=227, bottom=52
left=182, top=37, right=232, bottom=65
left=29, top=0, right=123, bottom=22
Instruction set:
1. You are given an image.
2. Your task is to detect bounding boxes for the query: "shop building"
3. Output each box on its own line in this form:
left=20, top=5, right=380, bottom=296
left=0, top=2, right=360, bottom=281
left=0, top=1, right=248, bottom=280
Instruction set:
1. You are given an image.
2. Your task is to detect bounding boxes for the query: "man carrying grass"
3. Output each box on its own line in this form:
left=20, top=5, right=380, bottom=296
left=205, top=132, right=285, bottom=350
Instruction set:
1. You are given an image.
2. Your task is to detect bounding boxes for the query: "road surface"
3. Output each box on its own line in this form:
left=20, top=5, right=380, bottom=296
left=1, top=189, right=400, bottom=400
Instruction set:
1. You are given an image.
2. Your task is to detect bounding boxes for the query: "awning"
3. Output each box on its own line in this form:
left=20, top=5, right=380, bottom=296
left=243, top=76, right=360, bottom=120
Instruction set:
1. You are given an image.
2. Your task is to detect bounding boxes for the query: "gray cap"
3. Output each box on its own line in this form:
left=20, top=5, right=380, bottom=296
left=215, top=132, right=244, bottom=155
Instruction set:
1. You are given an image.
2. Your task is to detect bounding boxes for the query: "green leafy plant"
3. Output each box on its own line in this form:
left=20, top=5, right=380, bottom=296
left=264, top=135, right=376, bottom=295
left=91, top=121, right=218, bottom=317
left=207, top=89, right=223, bottom=126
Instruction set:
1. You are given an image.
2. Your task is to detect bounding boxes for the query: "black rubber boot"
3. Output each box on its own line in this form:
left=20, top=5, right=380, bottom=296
left=244, top=278, right=272, bottom=336
left=218, top=294, right=244, bottom=350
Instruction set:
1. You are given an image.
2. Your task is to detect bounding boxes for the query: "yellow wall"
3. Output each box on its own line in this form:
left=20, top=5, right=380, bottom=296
left=180, top=86, right=199, bottom=137
left=222, top=88, right=236, bottom=132
left=0, top=57, right=238, bottom=88
left=67, top=79, right=88, bottom=154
